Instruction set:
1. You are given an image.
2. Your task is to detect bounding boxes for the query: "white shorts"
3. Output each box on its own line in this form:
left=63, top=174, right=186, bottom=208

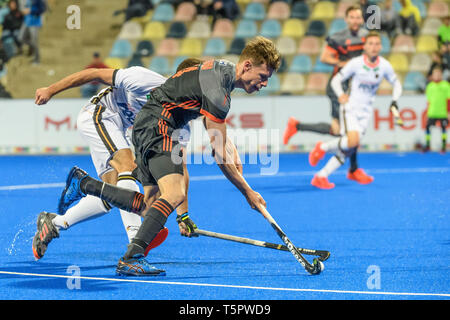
left=339, top=103, right=371, bottom=137
left=77, top=103, right=131, bottom=177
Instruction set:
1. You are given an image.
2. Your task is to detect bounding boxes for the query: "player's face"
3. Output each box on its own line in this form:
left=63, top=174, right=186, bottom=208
left=364, top=37, right=382, bottom=59
left=431, top=68, right=443, bottom=82
left=241, top=61, right=273, bottom=94
left=345, top=9, right=364, bottom=32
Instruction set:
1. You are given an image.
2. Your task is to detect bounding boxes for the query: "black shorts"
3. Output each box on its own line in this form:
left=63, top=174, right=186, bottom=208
left=326, top=76, right=350, bottom=120
left=132, top=110, right=184, bottom=186
left=426, top=118, right=449, bottom=128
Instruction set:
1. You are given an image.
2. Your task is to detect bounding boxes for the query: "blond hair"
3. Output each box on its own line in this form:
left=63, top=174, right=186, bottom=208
left=239, top=36, right=281, bottom=71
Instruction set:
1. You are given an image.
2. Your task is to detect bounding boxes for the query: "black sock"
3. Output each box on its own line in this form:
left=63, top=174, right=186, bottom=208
left=297, top=122, right=337, bottom=136
left=80, top=177, right=145, bottom=214
left=349, top=151, right=358, bottom=173
left=124, top=198, right=174, bottom=259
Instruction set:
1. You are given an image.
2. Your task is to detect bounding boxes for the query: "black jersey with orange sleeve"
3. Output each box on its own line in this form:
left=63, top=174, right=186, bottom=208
left=141, top=59, right=235, bottom=129
left=325, top=28, right=369, bottom=75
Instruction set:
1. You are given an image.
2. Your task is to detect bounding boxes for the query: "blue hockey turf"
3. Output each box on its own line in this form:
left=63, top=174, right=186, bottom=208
left=0, top=153, right=449, bottom=300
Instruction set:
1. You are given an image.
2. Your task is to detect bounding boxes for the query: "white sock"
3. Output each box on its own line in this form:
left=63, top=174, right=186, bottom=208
left=321, top=136, right=349, bottom=153
left=116, top=172, right=142, bottom=243
left=317, top=155, right=344, bottom=178
left=52, top=195, right=110, bottom=230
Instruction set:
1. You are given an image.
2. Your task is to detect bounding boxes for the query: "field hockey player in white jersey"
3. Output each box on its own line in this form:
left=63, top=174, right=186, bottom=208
left=308, top=32, right=403, bottom=189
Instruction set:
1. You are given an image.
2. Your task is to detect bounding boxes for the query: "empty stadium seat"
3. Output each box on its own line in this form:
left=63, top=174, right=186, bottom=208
left=403, top=71, right=427, bottom=92
left=278, top=56, right=288, bottom=73
left=188, top=19, right=211, bottom=38
left=388, top=53, right=409, bottom=72
left=380, top=34, right=391, bottom=55
left=305, top=20, right=327, bottom=37
left=328, top=18, right=347, bottom=35
left=260, top=19, right=282, bottom=38
left=228, top=38, right=246, bottom=55
left=281, top=73, right=305, bottom=94
left=152, top=3, right=175, bottom=22
left=258, top=73, right=280, bottom=95
left=174, top=2, right=197, bottom=22
left=166, top=21, right=187, bottom=38
left=142, top=21, right=166, bottom=40
left=212, top=19, right=235, bottom=38
left=171, top=55, right=189, bottom=74
left=118, top=21, right=142, bottom=40
left=235, top=19, right=258, bottom=38
left=297, top=36, right=321, bottom=55
left=104, top=57, right=126, bottom=69
left=336, top=1, right=352, bottom=18
left=410, top=53, right=432, bottom=72
left=313, top=57, right=334, bottom=73
left=291, top=1, right=310, bottom=20
left=267, top=1, right=290, bottom=20
left=243, top=2, right=266, bottom=20
left=156, top=38, right=180, bottom=56
left=289, top=55, right=312, bottom=73
left=427, top=1, right=449, bottom=18
left=311, top=1, right=336, bottom=20
left=179, top=38, right=203, bottom=56
left=203, top=37, right=226, bottom=56
left=305, top=73, right=329, bottom=94
left=421, top=18, right=442, bottom=35
left=282, top=19, right=305, bottom=38
left=416, top=35, right=439, bottom=53
left=109, top=39, right=133, bottom=58
left=392, top=35, right=415, bottom=53
left=135, top=40, right=154, bottom=57
left=276, top=37, right=297, bottom=56
left=149, top=56, right=170, bottom=75
left=127, top=54, right=144, bottom=67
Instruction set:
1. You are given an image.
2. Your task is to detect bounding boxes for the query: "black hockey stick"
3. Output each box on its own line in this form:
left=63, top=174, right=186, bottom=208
left=258, top=205, right=325, bottom=275
left=194, top=228, right=330, bottom=262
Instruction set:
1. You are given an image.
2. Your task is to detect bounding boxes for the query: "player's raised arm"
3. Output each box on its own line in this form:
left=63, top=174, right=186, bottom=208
left=34, top=68, right=115, bottom=105
left=204, top=117, right=266, bottom=211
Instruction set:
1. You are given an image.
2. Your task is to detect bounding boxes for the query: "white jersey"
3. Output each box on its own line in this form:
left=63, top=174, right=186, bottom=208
left=336, top=55, right=399, bottom=109
left=89, top=66, right=167, bottom=128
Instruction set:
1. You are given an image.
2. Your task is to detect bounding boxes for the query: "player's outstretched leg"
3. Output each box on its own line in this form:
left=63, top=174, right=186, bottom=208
left=58, top=166, right=88, bottom=214
left=32, top=211, right=60, bottom=260
left=283, top=117, right=299, bottom=145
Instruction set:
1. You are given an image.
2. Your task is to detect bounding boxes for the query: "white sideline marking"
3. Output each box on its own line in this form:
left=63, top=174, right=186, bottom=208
left=0, top=270, right=449, bottom=298
left=1, top=167, right=448, bottom=191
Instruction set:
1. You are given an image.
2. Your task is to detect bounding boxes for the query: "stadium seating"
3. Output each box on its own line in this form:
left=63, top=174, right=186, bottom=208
left=259, top=73, right=280, bottom=95
left=109, top=39, right=133, bottom=58
left=179, top=38, right=203, bottom=56
left=260, top=19, right=282, bottom=38
left=203, top=38, right=227, bottom=56
left=311, top=1, right=336, bottom=20
left=388, top=53, right=409, bottom=73
left=380, top=34, right=392, bottom=55
left=235, top=19, right=258, bottom=38
left=416, top=35, right=439, bottom=53
left=336, top=1, right=353, bottom=18
left=313, top=57, right=334, bottom=73
left=152, top=3, right=175, bottom=22
left=276, top=36, right=297, bottom=55
left=267, top=1, right=291, bottom=20
left=281, top=73, right=305, bottom=94
left=127, top=54, right=144, bottom=67
left=392, top=35, right=416, bottom=53
left=427, top=1, right=449, bottom=18
left=211, top=19, right=235, bottom=38
left=117, top=21, right=143, bottom=40
left=243, top=2, right=266, bottom=20
left=305, top=20, right=327, bottom=37
left=135, top=40, right=155, bottom=57
left=228, top=38, right=246, bottom=55
left=421, top=17, right=442, bottom=35
left=174, top=2, right=197, bottom=22
left=149, top=56, right=170, bottom=75
left=171, top=55, right=189, bottom=74
left=142, top=21, right=166, bottom=40
left=403, top=71, right=427, bottom=92
left=328, top=19, right=347, bottom=35
left=166, top=21, right=187, bottom=39
left=281, top=19, right=305, bottom=38
left=297, top=36, right=321, bottom=55
left=289, top=55, right=313, bottom=74
left=410, top=53, right=432, bottom=72
left=188, top=19, right=211, bottom=38
left=104, top=57, right=126, bottom=69
left=305, top=73, right=329, bottom=94
left=291, top=1, right=310, bottom=20
left=156, top=38, right=180, bottom=56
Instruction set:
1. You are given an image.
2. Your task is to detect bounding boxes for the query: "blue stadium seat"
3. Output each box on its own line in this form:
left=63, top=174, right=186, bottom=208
left=109, top=39, right=133, bottom=58
left=149, top=56, right=170, bottom=75
left=403, top=71, right=426, bottom=92
left=127, top=54, right=144, bottom=67
left=313, top=57, right=334, bottom=73
left=328, top=19, right=347, bottom=36
left=305, top=20, right=327, bottom=37
left=260, top=19, right=282, bottom=38
left=291, top=1, right=310, bottom=20
left=203, top=38, right=226, bottom=56
left=166, top=21, right=187, bottom=38
left=171, top=55, right=189, bottom=74
left=289, top=55, right=312, bottom=74
left=380, top=34, right=391, bottom=55
left=243, top=3, right=266, bottom=20
left=258, top=73, right=280, bottom=95
left=235, top=19, right=258, bottom=38
left=152, top=3, right=175, bottom=22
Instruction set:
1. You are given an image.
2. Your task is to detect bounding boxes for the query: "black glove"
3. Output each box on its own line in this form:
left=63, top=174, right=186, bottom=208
left=176, top=213, right=199, bottom=237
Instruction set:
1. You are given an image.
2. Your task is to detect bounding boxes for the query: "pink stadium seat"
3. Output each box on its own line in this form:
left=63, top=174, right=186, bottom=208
left=305, top=73, right=329, bottom=94
left=297, top=36, right=321, bottom=55
left=427, top=1, right=449, bottom=18
left=211, top=19, right=235, bottom=38
left=156, top=38, right=180, bottom=57
left=174, top=2, right=197, bottom=22
left=392, top=35, right=416, bottom=53
left=267, top=1, right=291, bottom=20
left=336, top=1, right=353, bottom=18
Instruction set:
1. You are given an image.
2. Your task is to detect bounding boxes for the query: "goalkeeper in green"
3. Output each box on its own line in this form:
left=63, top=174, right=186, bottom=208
left=425, top=66, right=450, bottom=153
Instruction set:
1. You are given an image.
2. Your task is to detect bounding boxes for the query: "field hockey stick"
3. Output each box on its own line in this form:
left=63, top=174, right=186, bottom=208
left=390, top=104, right=404, bottom=126
left=194, top=228, right=330, bottom=262
left=257, top=205, right=325, bottom=275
